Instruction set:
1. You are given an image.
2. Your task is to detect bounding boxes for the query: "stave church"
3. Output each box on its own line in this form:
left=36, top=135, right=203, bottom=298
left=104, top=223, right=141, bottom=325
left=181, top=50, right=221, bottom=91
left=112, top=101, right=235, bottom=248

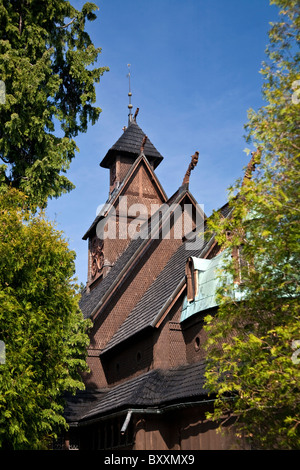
left=62, top=101, right=247, bottom=451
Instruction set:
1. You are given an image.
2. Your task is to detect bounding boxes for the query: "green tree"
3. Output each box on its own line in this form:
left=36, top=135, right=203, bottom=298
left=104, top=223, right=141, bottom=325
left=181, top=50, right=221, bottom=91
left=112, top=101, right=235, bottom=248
left=0, top=186, right=91, bottom=449
left=204, top=0, right=300, bottom=450
left=0, top=0, right=108, bottom=208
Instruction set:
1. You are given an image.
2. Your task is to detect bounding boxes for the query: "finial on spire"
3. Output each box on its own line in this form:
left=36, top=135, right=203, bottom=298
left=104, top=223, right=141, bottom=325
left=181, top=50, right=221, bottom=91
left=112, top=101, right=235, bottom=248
left=127, top=64, right=133, bottom=124
left=182, top=152, right=199, bottom=187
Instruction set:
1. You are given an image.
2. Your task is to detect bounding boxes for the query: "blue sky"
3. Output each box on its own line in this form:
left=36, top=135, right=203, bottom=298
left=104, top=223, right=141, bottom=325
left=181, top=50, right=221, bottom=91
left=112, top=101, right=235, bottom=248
left=46, top=0, right=279, bottom=286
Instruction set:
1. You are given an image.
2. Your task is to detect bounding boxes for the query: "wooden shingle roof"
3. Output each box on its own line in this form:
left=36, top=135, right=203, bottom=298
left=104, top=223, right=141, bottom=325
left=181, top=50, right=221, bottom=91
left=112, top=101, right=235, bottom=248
left=79, top=235, right=144, bottom=318
left=100, top=119, right=163, bottom=169
left=65, top=360, right=208, bottom=424
left=98, top=201, right=232, bottom=354
left=79, top=187, right=200, bottom=320
left=101, top=235, right=214, bottom=356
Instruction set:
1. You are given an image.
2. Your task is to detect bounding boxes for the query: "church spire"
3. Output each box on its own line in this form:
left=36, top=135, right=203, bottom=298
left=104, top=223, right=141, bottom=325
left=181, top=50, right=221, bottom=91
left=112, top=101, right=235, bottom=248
left=127, top=64, right=133, bottom=124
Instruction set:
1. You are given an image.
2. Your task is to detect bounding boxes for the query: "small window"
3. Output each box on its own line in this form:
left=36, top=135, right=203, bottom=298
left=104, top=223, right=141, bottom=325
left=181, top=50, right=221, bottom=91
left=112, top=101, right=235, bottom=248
left=186, top=257, right=198, bottom=302
left=194, top=336, right=200, bottom=351
left=136, top=352, right=141, bottom=363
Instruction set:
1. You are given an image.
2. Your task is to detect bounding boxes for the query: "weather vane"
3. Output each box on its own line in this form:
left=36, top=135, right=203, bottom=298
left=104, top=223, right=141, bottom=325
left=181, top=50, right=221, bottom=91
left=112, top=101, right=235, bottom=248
left=127, top=64, right=133, bottom=122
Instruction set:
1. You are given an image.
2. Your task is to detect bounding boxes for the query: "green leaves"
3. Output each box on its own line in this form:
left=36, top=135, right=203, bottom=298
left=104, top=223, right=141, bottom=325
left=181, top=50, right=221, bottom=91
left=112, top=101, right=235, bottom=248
left=0, top=188, right=91, bottom=449
left=204, top=0, right=300, bottom=450
left=0, top=0, right=108, bottom=208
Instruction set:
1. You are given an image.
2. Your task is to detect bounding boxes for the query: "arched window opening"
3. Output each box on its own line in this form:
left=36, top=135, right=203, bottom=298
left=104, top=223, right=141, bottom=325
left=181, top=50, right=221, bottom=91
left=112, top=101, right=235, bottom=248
left=185, top=257, right=198, bottom=302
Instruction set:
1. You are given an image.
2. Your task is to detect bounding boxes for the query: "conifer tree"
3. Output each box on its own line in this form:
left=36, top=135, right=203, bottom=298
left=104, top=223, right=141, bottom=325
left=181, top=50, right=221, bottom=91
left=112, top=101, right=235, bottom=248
left=0, top=1, right=105, bottom=448
left=0, top=0, right=108, bottom=208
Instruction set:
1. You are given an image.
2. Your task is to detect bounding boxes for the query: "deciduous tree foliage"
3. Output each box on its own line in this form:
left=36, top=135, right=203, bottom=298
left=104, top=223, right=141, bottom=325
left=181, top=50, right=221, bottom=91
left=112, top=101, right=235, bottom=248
left=0, top=186, right=91, bottom=449
left=0, top=0, right=108, bottom=208
left=204, top=0, right=300, bottom=449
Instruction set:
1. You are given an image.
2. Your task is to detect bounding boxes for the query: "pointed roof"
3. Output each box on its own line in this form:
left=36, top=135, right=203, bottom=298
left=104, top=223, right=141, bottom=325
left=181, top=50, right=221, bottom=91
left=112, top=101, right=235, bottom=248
left=100, top=233, right=213, bottom=356
left=100, top=119, right=163, bottom=169
left=82, top=153, right=167, bottom=240
left=79, top=186, right=205, bottom=321
left=94, top=202, right=231, bottom=355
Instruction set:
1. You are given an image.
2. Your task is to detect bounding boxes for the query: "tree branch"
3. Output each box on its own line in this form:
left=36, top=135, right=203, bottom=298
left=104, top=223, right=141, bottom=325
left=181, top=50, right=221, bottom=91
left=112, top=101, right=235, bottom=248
left=58, top=18, right=76, bottom=29
left=19, top=14, right=22, bottom=35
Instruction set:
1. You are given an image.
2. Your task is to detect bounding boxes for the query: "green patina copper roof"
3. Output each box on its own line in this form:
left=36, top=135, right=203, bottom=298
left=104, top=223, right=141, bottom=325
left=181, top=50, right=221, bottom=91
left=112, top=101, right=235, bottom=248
left=181, top=251, right=230, bottom=322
